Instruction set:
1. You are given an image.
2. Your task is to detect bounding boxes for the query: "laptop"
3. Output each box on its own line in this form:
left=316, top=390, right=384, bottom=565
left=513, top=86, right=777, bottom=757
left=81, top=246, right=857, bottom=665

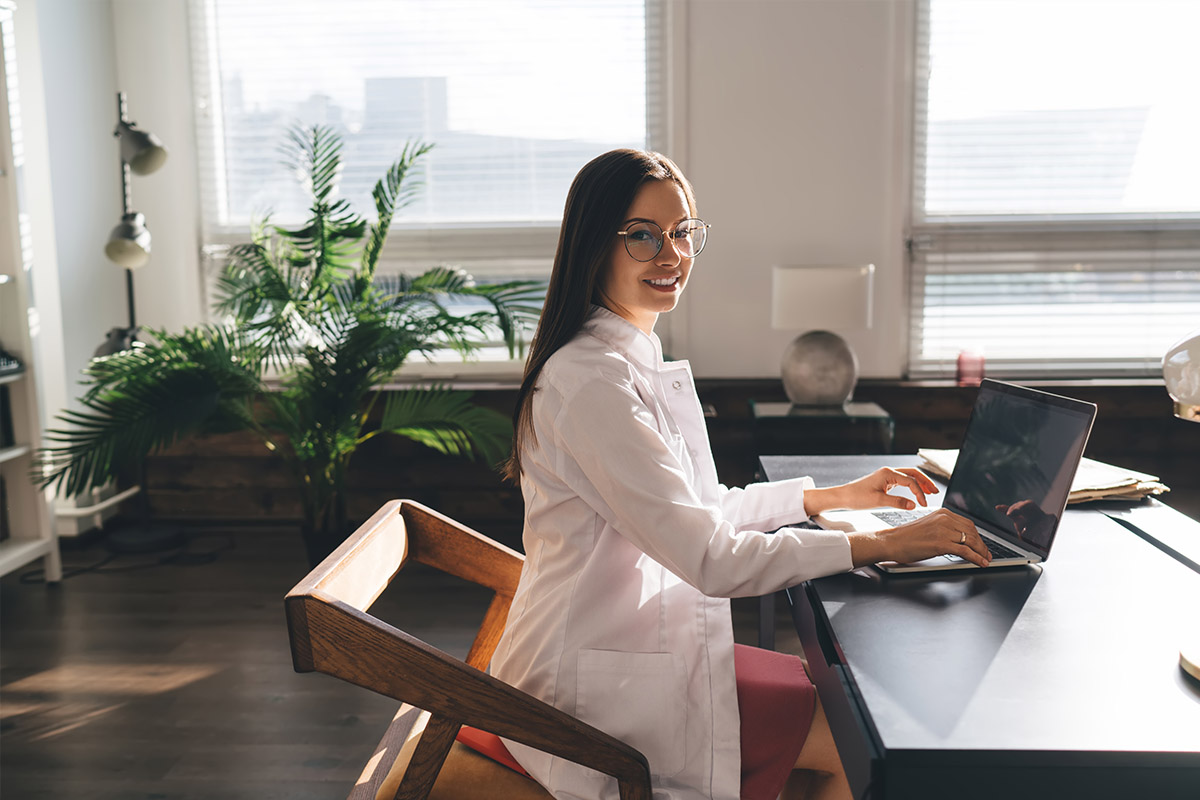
left=817, top=379, right=1097, bottom=573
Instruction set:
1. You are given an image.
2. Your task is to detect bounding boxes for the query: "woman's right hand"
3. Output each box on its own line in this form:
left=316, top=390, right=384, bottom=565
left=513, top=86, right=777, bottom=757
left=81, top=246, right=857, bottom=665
left=848, top=508, right=992, bottom=568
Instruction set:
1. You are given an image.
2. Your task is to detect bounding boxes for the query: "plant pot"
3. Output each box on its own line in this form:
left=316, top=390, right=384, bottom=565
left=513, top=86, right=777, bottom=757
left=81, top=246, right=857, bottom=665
left=300, top=518, right=354, bottom=567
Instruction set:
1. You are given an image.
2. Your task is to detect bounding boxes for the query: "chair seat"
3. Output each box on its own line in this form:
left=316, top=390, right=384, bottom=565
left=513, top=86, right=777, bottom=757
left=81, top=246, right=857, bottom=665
left=424, top=742, right=554, bottom=800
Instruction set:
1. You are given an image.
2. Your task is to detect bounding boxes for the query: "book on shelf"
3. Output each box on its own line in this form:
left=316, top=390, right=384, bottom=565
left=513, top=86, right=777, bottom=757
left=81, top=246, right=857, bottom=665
left=916, top=448, right=1170, bottom=504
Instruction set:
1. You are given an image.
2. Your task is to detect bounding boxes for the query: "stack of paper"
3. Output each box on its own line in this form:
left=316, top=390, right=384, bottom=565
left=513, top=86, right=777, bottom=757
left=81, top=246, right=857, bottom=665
left=916, top=448, right=1170, bottom=504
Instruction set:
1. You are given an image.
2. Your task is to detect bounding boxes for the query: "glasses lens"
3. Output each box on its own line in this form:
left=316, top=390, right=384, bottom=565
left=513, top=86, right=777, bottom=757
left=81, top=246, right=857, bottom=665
left=623, top=222, right=663, bottom=262
left=674, top=220, right=707, bottom=257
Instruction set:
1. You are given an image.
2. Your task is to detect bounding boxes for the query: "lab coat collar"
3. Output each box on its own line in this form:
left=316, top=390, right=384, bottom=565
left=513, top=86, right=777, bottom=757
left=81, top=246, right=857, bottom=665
left=581, top=305, right=665, bottom=372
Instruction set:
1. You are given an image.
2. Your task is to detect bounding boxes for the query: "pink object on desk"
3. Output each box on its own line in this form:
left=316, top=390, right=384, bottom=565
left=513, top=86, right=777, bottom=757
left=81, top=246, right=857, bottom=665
left=956, top=349, right=986, bottom=387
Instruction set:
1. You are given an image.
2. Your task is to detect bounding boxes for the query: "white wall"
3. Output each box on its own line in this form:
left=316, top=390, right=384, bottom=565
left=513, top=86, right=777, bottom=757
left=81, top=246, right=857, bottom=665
left=111, top=0, right=204, bottom=332
left=661, top=0, right=911, bottom=378
left=34, top=0, right=122, bottom=393
left=27, top=0, right=914, bottom=385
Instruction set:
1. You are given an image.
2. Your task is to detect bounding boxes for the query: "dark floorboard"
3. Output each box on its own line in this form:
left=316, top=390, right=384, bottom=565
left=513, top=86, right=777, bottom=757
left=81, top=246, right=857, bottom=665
left=1, top=525, right=799, bottom=799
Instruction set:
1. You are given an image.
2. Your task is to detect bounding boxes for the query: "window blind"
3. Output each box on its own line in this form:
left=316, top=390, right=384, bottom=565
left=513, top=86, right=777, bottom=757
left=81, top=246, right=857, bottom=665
left=909, top=0, right=1200, bottom=377
left=188, top=0, right=662, bottom=280
left=909, top=226, right=1200, bottom=378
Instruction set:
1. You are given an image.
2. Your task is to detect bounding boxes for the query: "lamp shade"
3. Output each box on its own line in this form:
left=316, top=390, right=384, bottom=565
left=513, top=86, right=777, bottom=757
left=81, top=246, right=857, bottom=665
left=104, top=212, right=152, bottom=268
left=1163, top=329, right=1200, bottom=422
left=771, top=265, right=875, bottom=331
left=117, top=121, right=168, bottom=175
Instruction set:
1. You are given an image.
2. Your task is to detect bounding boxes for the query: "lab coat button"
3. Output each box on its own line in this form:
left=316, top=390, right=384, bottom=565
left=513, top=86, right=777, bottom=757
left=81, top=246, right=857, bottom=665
left=672, top=380, right=682, bottom=390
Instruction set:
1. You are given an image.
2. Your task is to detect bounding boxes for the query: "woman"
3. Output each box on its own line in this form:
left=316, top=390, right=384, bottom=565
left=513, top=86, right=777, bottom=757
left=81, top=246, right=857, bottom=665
left=490, top=149, right=991, bottom=800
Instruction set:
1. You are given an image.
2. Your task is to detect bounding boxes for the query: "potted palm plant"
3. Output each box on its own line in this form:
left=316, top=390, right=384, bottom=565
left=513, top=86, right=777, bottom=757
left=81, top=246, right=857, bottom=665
left=38, top=125, right=543, bottom=564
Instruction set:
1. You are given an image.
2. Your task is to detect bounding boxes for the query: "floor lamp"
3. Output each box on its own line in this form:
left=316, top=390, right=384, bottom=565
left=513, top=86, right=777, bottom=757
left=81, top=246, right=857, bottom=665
left=95, top=91, right=167, bottom=357
left=91, top=92, right=182, bottom=553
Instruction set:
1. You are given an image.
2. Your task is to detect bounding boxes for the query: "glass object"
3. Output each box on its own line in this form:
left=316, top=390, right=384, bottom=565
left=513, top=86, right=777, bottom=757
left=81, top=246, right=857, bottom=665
left=779, top=330, right=858, bottom=407
left=1162, top=329, right=1200, bottom=421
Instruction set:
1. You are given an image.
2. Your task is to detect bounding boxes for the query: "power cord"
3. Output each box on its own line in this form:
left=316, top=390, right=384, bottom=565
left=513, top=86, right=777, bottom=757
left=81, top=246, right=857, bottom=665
left=17, top=531, right=235, bottom=584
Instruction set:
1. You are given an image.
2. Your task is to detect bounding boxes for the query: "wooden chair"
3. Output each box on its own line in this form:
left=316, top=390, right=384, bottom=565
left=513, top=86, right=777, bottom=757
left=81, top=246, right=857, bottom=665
left=285, top=499, right=653, bottom=800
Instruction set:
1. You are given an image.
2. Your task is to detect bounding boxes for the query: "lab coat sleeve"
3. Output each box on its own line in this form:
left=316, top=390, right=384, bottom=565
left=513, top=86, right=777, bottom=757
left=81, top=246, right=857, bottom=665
left=717, top=478, right=816, bottom=532
left=548, top=375, right=853, bottom=598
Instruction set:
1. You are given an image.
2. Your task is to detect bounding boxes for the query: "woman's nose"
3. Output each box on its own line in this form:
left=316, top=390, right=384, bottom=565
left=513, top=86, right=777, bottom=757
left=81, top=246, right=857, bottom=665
left=656, top=235, right=683, bottom=266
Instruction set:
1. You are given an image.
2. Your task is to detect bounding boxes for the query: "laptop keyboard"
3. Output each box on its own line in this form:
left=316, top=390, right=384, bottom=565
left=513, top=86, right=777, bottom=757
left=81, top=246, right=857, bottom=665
left=873, top=509, right=926, bottom=527
left=983, top=538, right=1022, bottom=560
left=872, top=509, right=1025, bottom=560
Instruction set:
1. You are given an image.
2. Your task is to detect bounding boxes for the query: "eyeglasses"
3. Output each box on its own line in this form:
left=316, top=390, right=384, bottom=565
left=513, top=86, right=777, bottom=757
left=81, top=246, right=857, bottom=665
left=616, top=218, right=710, bottom=262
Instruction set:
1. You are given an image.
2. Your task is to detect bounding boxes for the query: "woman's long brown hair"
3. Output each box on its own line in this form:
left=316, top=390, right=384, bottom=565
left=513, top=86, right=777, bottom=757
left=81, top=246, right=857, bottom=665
left=502, top=149, right=696, bottom=483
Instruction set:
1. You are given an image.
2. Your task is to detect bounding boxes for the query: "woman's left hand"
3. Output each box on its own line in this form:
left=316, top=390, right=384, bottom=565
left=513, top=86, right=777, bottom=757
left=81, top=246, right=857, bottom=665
left=804, top=467, right=940, bottom=516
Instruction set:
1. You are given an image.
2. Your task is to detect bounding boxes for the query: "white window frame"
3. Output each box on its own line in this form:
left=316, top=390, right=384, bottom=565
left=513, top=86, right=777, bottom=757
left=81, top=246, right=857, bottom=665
left=906, top=0, right=1200, bottom=380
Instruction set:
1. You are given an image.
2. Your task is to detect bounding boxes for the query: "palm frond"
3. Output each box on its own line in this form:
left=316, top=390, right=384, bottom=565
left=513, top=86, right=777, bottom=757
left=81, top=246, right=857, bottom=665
left=280, top=124, right=343, bottom=203
left=360, top=141, right=434, bottom=287
left=37, top=366, right=230, bottom=497
left=455, top=280, right=546, bottom=356
left=275, top=124, right=366, bottom=287
left=82, top=326, right=264, bottom=399
left=215, top=238, right=297, bottom=323
left=379, top=386, right=512, bottom=466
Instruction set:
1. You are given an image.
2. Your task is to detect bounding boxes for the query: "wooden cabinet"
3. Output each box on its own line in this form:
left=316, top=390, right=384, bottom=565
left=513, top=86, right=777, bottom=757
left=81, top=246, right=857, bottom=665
left=0, top=1, right=60, bottom=581
left=750, top=400, right=896, bottom=457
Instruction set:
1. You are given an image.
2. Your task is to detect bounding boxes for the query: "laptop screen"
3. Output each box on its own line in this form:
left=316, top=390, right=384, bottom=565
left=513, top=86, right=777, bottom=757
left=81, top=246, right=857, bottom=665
left=943, top=380, right=1097, bottom=559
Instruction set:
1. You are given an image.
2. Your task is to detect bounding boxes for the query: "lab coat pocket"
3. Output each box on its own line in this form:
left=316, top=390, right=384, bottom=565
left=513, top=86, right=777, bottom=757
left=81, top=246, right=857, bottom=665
left=576, top=648, right=688, bottom=779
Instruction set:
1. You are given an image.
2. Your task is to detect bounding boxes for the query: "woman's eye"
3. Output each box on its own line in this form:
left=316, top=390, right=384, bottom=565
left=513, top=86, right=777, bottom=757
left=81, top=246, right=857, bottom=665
left=629, top=230, right=657, bottom=242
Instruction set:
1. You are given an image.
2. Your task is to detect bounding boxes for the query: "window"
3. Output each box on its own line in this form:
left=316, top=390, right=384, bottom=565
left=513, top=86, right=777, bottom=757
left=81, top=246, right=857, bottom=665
left=188, top=0, right=664, bottom=324
left=909, top=0, right=1200, bottom=378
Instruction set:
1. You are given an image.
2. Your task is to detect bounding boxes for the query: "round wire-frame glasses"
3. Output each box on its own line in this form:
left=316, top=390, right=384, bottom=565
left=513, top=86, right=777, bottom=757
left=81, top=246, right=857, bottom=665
left=616, top=218, right=710, bottom=262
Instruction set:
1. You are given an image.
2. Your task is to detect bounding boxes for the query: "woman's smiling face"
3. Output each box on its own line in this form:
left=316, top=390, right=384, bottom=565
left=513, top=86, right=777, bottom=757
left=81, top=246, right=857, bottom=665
left=597, top=179, right=694, bottom=335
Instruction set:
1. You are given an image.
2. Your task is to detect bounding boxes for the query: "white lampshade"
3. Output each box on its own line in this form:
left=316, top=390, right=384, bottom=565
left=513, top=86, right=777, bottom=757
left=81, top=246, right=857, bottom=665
left=118, top=121, right=168, bottom=175
left=104, top=212, right=152, bottom=268
left=771, top=264, right=875, bottom=331
left=1163, top=329, right=1200, bottom=422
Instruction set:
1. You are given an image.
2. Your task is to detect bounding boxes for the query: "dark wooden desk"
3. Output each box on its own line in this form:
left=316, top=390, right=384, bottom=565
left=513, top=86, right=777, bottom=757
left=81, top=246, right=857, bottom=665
left=761, top=454, right=1200, bottom=800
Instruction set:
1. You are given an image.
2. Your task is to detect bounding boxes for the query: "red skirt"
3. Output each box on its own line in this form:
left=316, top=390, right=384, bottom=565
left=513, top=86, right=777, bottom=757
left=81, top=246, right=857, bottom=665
left=458, top=643, right=816, bottom=799
left=734, top=643, right=816, bottom=800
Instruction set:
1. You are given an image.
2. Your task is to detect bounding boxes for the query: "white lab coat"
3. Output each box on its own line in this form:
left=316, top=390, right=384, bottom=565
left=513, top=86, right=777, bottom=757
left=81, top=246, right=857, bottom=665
left=492, top=306, right=853, bottom=800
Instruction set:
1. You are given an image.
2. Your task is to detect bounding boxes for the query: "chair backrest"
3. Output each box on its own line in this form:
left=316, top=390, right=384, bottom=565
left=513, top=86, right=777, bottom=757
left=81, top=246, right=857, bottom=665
left=285, top=499, right=652, bottom=800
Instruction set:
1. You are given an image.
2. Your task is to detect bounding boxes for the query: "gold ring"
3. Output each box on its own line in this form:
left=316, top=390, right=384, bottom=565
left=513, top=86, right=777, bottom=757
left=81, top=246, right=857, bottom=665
left=959, top=531, right=966, bottom=544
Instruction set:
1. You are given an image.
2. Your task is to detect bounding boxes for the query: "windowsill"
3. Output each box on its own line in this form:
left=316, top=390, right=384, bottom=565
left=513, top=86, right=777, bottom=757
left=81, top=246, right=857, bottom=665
left=260, top=349, right=526, bottom=392
left=383, top=354, right=525, bottom=390
left=874, top=377, right=1166, bottom=389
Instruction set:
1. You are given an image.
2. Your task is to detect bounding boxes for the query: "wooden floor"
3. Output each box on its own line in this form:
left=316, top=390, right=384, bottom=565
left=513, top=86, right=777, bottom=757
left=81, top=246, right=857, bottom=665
left=1, top=523, right=800, bottom=799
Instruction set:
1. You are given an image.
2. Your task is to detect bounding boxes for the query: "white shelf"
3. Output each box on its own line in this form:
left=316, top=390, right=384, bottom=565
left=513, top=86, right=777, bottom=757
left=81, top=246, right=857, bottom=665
left=0, top=5, right=59, bottom=582
left=0, top=537, right=56, bottom=579
left=0, top=443, right=30, bottom=465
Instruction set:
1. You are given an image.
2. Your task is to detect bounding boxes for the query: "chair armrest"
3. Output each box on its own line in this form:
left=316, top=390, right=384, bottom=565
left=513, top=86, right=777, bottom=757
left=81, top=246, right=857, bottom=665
left=288, top=593, right=652, bottom=799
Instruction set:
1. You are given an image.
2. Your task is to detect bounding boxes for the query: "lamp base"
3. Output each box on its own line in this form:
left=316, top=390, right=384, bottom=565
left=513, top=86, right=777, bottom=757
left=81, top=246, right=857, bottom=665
left=103, top=522, right=185, bottom=554
left=1172, top=402, right=1199, bottom=422
left=780, top=330, right=859, bottom=406
left=1182, top=643, right=1200, bottom=683
left=94, top=326, right=140, bottom=358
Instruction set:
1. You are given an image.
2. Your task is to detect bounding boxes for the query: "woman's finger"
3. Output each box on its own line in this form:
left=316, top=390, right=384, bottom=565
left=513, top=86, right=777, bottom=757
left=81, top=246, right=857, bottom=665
left=884, top=493, right=917, bottom=510
left=886, top=469, right=930, bottom=507
left=954, top=525, right=992, bottom=566
left=950, top=541, right=991, bottom=568
left=897, top=467, right=939, bottom=495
